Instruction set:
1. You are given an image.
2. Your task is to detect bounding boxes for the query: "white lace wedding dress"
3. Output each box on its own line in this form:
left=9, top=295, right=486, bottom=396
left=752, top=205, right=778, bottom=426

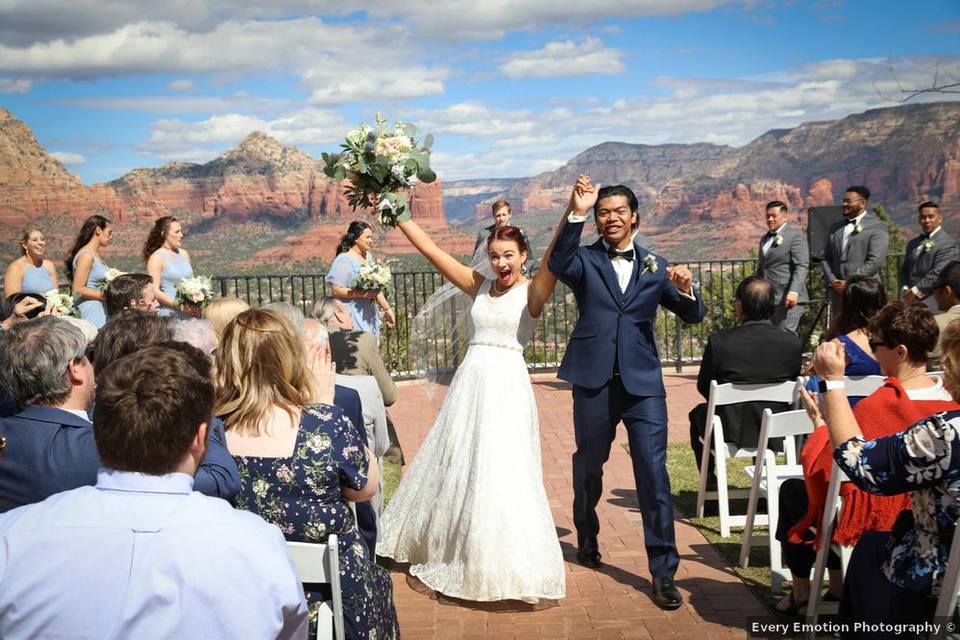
left=377, top=279, right=566, bottom=602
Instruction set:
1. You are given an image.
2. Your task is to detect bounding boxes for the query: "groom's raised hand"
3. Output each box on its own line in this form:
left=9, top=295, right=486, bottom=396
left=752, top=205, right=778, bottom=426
left=570, top=174, right=600, bottom=216
left=666, top=264, right=694, bottom=295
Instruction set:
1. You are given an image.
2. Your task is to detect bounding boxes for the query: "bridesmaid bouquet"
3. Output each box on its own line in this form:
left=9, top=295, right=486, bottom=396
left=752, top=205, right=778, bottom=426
left=354, top=261, right=392, bottom=292
left=322, top=113, right=437, bottom=227
left=175, top=276, right=214, bottom=308
left=43, top=289, right=77, bottom=317
left=98, top=268, right=127, bottom=292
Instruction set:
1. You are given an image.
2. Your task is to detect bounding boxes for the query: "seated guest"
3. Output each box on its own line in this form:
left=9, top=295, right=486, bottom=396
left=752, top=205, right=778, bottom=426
left=204, top=296, right=249, bottom=340
left=931, top=260, right=960, bottom=365
left=1, top=293, right=47, bottom=332
left=0, top=343, right=308, bottom=639
left=689, top=276, right=803, bottom=473
left=103, top=273, right=160, bottom=318
left=314, top=296, right=397, bottom=406
left=173, top=318, right=217, bottom=356
left=216, top=309, right=399, bottom=640
left=264, top=300, right=305, bottom=336
left=0, top=313, right=239, bottom=510
left=773, top=302, right=958, bottom=617
left=812, top=324, right=960, bottom=635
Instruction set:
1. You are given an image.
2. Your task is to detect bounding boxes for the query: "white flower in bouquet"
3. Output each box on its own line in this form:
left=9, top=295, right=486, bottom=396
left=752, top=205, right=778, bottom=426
left=98, top=267, right=127, bottom=292
left=354, top=261, right=392, bottom=292
left=322, top=113, right=437, bottom=228
left=175, top=276, right=214, bottom=307
left=43, top=289, right=77, bottom=317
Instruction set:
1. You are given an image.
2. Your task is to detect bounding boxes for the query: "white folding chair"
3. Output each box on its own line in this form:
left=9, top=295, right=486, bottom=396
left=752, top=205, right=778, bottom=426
left=695, top=380, right=800, bottom=537
left=805, top=464, right=854, bottom=634
left=931, top=522, right=960, bottom=639
left=287, top=537, right=345, bottom=640
left=842, top=375, right=887, bottom=399
left=739, top=408, right=813, bottom=592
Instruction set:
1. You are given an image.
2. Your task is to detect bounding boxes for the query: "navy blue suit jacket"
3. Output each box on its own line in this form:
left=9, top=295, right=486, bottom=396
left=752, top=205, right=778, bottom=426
left=549, top=220, right=704, bottom=396
left=0, top=405, right=240, bottom=513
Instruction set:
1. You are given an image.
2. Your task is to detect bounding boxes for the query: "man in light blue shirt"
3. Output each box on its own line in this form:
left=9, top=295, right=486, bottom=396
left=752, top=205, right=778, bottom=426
left=0, top=342, right=309, bottom=639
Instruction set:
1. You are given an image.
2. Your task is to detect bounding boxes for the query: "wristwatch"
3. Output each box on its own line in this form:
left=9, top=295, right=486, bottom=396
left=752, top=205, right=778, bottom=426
left=817, top=379, right=845, bottom=393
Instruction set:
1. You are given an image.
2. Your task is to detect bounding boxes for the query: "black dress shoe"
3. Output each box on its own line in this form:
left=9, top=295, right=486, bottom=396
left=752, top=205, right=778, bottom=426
left=652, top=576, right=683, bottom=610
left=576, top=538, right=603, bottom=569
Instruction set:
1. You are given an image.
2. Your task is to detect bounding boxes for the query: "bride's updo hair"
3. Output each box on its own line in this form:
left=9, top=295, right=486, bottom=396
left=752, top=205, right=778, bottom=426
left=487, top=226, right=529, bottom=255
left=336, top=221, right=371, bottom=255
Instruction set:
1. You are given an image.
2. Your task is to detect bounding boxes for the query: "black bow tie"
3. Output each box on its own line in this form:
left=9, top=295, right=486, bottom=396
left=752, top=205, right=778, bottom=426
left=765, top=231, right=777, bottom=240
left=606, top=247, right=634, bottom=261
left=845, top=217, right=858, bottom=225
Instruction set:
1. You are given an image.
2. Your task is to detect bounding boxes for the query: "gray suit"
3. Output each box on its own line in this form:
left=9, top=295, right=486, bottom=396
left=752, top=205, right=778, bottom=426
left=899, top=229, right=960, bottom=298
left=822, top=211, right=890, bottom=303
left=757, top=224, right=809, bottom=333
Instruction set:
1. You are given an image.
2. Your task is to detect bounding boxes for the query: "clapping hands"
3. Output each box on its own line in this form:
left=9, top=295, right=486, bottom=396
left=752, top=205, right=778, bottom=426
left=665, top=264, right=693, bottom=295
left=307, top=341, right=337, bottom=405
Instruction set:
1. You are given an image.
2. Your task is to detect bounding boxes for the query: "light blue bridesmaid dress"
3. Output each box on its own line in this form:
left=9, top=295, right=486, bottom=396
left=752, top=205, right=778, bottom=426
left=325, top=252, right=381, bottom=338
left=73, top=251, right=108, bottom=328
left=158, top=249, right=193, bottom=318
left=20, top=263, right=54, bottom=295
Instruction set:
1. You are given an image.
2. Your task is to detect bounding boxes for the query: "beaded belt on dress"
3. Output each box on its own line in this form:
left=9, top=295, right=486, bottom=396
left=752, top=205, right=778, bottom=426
left=468, top=340, right=523, bottom=353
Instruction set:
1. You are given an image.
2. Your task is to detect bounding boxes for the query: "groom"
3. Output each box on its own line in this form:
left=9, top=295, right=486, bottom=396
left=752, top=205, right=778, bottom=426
left=549, top=176, right=704, bottom=609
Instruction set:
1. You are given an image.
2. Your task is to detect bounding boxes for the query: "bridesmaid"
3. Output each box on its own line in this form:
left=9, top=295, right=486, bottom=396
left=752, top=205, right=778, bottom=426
left=66, top=215, right=113, bottom=328
left=325, top=221, right=395, bottom=340
left=3, top=227, right=58, bottom=297
left=143, top=216, right=195, bottom=318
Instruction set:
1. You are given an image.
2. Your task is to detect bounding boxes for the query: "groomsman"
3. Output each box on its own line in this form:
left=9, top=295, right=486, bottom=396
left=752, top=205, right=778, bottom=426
left=756, top=200, right=808, bottom=333
left=473, top=199, right=513, bottom=252
left=821, top=185, right=889, bottom=305
left=900, top=201, right=959, bottom=308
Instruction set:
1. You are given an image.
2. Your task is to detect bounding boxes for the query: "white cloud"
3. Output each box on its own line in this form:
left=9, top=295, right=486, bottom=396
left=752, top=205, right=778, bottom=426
left=167, top=79, right=196, bottom=91
left=50, top=151, right=87, bottom=165
left=500, top=38, right=625, bottom=79
left=0, top=78, right=31, bottom=93
left=53, top=93, right=291, bottom=114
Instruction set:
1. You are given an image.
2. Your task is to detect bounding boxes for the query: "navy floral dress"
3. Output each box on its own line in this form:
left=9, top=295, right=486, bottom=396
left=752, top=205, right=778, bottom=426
left=232, top=404, right=399, bottom=640
left=834, top=409, right=960, bottom=597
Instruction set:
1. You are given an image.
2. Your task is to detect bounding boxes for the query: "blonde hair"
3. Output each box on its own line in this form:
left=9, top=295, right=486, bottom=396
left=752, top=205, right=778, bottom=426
left=19, top=227, right=44, bottom=255
left=940, top=320, right=960, bottom=402
left=491, top=199, right=512, bottom=216
left=214, top=309, right=313, bottom=436
left=203, top=297, right=250, bottom=339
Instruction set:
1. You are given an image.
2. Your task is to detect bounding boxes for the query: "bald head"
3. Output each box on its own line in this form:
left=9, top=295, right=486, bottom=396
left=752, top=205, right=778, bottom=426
left=735, top=276, right=776, bottom=322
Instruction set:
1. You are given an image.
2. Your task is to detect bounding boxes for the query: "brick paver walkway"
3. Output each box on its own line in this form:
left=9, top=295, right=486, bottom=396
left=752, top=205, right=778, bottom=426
left=386, top=369, right=768, bottom=639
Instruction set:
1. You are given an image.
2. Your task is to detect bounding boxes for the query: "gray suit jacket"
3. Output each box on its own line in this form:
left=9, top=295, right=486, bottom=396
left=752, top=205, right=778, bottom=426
left=822, top=211, right=889, bottom=283
left=757, top=224, right=809, bottom=304
left=900, top=230, right=960, bottom=296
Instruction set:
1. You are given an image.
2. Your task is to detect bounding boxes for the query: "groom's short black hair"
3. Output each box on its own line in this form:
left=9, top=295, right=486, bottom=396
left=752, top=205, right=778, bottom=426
left=595, top=185, right=640, bottom=230
left=735, top=276, right=775, bottom=322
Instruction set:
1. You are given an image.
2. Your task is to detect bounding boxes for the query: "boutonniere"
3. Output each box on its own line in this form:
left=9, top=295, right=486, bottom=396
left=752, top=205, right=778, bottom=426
left=922, top=239, right=935, bottom=253
left=640, top=254, right=658, bottom=275
left=774, top=234, right=783, bottom=247
left=853, top=223, right=863, bottom=234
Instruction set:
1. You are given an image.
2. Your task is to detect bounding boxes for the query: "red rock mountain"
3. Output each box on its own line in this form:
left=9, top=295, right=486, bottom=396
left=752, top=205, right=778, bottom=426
left=0, top=113, right=471, bottom=265
left=445, top=101, right=960, bottom=258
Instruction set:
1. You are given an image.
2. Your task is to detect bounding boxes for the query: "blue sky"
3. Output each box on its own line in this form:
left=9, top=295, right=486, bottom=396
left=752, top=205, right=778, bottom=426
left=1, top=0, right=958, bottom=184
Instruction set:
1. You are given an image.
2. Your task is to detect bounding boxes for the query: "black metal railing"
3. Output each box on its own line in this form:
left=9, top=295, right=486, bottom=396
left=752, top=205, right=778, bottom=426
left=213, top=253, right=906, bottom=379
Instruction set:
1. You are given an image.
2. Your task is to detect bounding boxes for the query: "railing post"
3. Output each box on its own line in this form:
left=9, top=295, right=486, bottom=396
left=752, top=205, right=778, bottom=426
left=674, top=314, right=682, bottom=373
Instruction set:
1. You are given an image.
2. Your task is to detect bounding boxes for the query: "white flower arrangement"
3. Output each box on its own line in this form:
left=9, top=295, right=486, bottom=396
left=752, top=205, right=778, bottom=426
left=922, top=239, right=935, bottom=253
left=774, top=234, right=783, bottom=247
left=640, top=254, right=658, bottom=276
left=853, top=223, right=863, bottom=234
left=98, top=267, right=127, bottom=292
left=43, top=289, right=77, bottom=317
left=354, top=261, right=392, bottom=292
left=323, top=113, right=437, bottom=227
left=174, top=276, right=213, bottom=307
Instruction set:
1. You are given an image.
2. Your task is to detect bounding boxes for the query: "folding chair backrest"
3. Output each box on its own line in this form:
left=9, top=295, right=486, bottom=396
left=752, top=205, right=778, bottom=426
left=287, top=537, right=345, bottom=640
left=842, top=375, right=886, bottom=398
left=758, top=408, right=815, bottom=466
left=705, top=380, right=799, bottom=426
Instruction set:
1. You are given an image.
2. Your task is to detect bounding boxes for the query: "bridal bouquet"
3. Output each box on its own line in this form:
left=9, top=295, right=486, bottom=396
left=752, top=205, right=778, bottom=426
left=98, top=267, right=127, bottom=292
left=43, top=289, right=77, bottom=317
left=322, top=113, right=437, bottom=227
left=175, top=276, right=214, bottom=308
left=354, top=261, right=392, bottom=292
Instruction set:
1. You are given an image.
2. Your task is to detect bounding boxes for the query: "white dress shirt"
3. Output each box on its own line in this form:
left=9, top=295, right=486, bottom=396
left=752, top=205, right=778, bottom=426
left=841, top=210, right=867, bottom=253
left=0, top=469, right=308, bottom=640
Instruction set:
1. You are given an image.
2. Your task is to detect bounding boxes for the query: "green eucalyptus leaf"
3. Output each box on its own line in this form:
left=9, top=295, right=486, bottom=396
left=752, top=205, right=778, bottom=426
left=333, top=165, right=346, bottom=181
left=424, top=134, right=434, bottom=149
left=417, top=166, right=437, bottom=183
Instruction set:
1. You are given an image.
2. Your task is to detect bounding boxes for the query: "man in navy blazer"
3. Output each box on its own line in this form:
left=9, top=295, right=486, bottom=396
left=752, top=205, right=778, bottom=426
left=550, top=176, right=704, bottom=610
left=0, top=317, right=240, bottom=513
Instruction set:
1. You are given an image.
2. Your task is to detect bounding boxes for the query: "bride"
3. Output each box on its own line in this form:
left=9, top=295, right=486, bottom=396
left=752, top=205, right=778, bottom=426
left=375, top=184, right=580, bottom=602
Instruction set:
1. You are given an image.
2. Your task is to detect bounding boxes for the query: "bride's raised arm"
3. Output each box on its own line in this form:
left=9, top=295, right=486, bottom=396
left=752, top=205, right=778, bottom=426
left=527, top=177, right=593, bottom=317
left=397, top=218, right=485, bottom=296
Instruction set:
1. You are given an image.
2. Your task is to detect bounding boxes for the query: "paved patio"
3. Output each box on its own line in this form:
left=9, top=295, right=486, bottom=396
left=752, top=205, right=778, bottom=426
left=385, top=368, right=770, bottom=639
